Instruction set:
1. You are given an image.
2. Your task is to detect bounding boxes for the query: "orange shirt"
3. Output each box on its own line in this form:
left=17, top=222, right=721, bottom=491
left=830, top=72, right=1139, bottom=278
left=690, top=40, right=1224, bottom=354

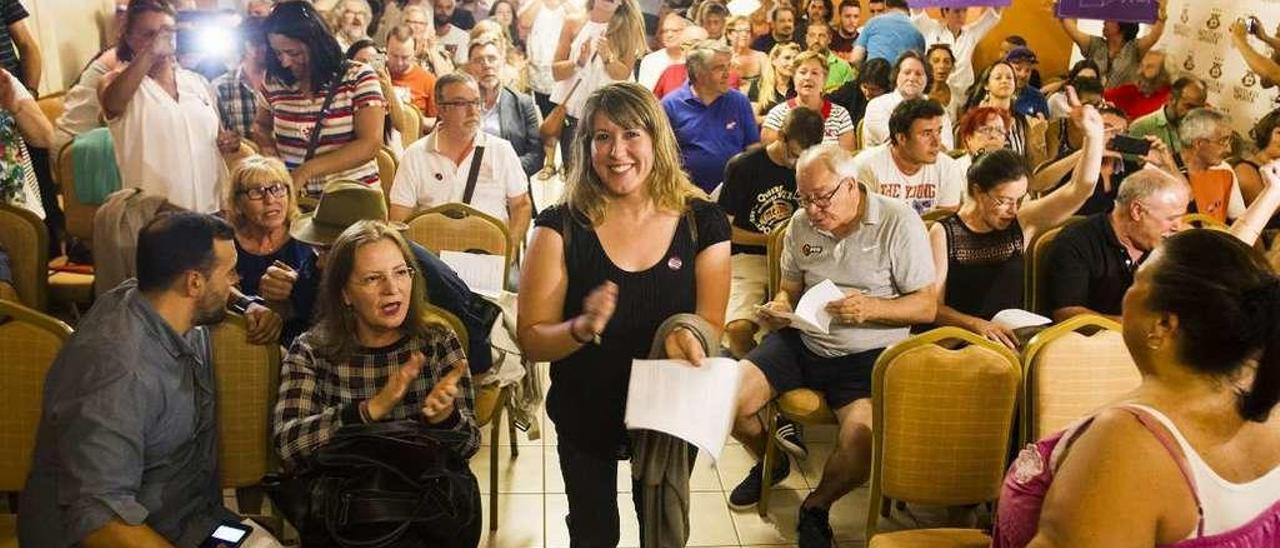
left=1188, top=169, right=1234, bottom=224
left=391, top=64, right=438, bottom=117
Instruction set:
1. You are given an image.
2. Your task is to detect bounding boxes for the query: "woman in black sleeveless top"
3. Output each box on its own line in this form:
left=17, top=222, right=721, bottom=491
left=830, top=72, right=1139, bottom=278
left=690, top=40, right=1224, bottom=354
left=928, top=90, right=1106, bottom=349
left=517, top=82, right=731, bottom=546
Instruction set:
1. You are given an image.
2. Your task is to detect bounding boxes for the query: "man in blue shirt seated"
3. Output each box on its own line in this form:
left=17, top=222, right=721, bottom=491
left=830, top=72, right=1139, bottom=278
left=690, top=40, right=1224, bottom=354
left=849, top=0, right=924, bottom=66
left=1007, top=46, right=1051, bottom=119
left=20, top=212, right=283, bottom=547
left=662, top=39, right=761, bottom=194
left=289, top=180, right=497, bottom=373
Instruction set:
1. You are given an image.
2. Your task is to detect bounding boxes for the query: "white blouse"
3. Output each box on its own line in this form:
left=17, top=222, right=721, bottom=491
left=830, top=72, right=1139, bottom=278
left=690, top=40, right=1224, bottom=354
left=107, top=68, right=226, bottom=214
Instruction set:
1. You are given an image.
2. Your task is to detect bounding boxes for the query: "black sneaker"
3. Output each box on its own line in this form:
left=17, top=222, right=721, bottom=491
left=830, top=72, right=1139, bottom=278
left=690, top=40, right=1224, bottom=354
left=728, top=453, right=790, bottom=509
left=797, top=505, right=834, bottom=548
left=774, top=415, right=809, bottom=460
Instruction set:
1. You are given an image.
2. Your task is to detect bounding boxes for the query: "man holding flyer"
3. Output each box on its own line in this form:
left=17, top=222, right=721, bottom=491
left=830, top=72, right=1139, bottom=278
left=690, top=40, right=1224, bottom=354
left=726, top=143, right=937, bottom=547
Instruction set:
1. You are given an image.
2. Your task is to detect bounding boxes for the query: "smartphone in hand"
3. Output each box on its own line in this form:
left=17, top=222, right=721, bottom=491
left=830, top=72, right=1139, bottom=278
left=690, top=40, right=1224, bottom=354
left=1108, top=134, right=1152, bottom=157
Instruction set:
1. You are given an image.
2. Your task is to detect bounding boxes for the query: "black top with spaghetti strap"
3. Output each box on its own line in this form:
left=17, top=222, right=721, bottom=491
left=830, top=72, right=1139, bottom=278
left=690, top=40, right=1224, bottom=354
left=535, top=199, right=730, bottom=459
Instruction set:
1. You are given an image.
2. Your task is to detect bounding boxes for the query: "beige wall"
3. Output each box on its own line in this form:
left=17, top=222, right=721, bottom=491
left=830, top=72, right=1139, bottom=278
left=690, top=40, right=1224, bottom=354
left=29, top=0, right=117, bottom=94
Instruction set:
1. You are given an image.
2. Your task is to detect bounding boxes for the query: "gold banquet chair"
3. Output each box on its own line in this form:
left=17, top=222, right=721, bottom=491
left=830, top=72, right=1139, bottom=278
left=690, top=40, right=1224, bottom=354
left=424, top=303, right=510, bottom=532
left=1180, top=212, right=1228, bottom=232
left=404, top=203, right=514, bottom=277
left=1020, top=314, right=1139, bottom=444
left=401, top=102, right=423, bottom=145
left=865, top=328, right=1021, bottom=547
left=758, top=221, right=843, bottom=515
left=407, top=206, right=517, bottom=531
left=56, top=140, right=101, bottom=245
left=376, top=146, right=399, bottom=209
left=1024, top=216, right=1085, bottom=316
left=0, top=300, right=73, bottom=546
left=0, top=202, right=48, bottom=310
left=212, top=313, right=283, bottom=531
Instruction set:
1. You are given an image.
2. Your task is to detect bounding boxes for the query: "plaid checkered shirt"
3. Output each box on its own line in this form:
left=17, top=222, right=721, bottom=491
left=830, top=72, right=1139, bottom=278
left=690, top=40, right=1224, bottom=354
left=273, top=326, right=481, bottom=468
left=213, top=67, right=257, bottom=138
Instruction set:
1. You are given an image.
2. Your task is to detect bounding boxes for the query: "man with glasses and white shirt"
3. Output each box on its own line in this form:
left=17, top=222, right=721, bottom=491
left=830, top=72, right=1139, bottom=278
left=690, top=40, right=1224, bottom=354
left=727, top=143, right=936, bottom=547
left=389, top=72, right=532, bottom=252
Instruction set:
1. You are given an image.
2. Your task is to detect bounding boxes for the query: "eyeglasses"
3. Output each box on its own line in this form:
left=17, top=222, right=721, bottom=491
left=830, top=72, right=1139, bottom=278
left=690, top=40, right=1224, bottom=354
left=797, top=180, right=847, bottom=209
left=982, top=192, right=1022, bottom=210
left=441, top=99, right=483, bottom=110
left=976, top=125, right=1007, bottom=137
left=237, top=183, right=289, bottom=201
left=352, top=266, right=416, bottom=288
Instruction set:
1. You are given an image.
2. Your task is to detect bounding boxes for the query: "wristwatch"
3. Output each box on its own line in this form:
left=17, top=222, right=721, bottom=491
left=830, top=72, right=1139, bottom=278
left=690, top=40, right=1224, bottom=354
left=229, top=294, right=266, bottom=315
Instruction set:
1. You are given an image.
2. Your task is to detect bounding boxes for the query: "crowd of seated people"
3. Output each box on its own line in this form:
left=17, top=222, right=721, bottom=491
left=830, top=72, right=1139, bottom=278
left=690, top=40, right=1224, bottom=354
left=9, top=0, right=1280, bottom=547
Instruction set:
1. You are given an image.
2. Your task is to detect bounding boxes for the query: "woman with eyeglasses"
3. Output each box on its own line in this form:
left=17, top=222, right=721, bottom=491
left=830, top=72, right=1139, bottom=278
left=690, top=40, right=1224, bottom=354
left=953, top=105, right=1010, bottom=174
left=100, top=0, right=236, bottom=214
left=255, top=1, right=386, bottom=198
left=273, top=219, right=482, bottom=546
left=728, top=15, right=767, bottom=95
left=927, top=90, right=1104, bottom=349
left=225, top=156, right=320, bottom=346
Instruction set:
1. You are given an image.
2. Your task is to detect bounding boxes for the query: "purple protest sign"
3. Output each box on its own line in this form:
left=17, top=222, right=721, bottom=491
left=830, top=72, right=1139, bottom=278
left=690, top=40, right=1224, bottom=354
left=1055, top=0, right=1158, bottom=24
left=908, top=0, right=1010, bottom=7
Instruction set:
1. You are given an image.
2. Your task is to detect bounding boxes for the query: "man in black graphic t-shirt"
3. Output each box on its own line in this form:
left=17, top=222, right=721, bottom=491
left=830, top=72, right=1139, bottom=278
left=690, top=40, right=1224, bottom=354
left=718, top=106, right=825, bottom=359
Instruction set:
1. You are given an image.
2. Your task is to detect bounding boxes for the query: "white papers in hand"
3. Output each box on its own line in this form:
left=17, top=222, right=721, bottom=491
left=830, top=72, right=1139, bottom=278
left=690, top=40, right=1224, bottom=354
left=625, top=357, right=742, bottom=462
left=992, top=309, right=1052, bottom=331
left=756, top=279, right=845, bottom=334
left=439, top=251, right=505, bottom=298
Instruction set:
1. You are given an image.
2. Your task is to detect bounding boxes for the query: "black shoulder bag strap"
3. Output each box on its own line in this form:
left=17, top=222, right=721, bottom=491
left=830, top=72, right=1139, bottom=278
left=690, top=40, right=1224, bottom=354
left=461, top=146, right=487, bottom=205
left=304, top=63, right=349, bottom=161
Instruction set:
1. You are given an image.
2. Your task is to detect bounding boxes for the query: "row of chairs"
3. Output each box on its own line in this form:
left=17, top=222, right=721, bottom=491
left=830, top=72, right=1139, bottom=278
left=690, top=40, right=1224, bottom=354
left=756, top=221, right=1146, bottom=546
left=0, top=200, right=523, bottom=544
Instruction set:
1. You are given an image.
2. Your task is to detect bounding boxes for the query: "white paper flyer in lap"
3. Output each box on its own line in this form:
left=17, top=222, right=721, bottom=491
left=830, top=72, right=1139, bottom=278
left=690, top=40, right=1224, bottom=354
left=439, top=250, right=505, bottom=299
left=624, top=357, right=742, bottom=462
left=754, top=278, right=845, bottom=334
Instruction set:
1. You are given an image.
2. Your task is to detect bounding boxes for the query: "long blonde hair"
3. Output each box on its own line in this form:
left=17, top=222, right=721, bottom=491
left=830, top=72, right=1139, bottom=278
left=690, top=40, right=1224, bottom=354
left=224, top=155, right=300, bottom=231
left=757, top=42, right=801, bottom=114
left=589, top=0, right=648, bottom=61
left=563, top=82, right=705, bottom=225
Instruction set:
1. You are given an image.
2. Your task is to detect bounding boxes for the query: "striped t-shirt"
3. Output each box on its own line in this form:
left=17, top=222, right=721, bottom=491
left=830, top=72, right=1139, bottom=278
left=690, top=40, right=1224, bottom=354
left=260, top=63, right=385, bottom=196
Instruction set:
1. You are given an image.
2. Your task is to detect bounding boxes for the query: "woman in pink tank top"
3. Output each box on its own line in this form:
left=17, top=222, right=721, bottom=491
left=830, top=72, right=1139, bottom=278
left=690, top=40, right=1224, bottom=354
left=994, top=226, right=1280, bottom=547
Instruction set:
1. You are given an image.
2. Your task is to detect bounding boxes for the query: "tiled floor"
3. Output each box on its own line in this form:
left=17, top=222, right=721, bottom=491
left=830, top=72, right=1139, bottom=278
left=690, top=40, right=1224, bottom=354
left=471, top=362, right=870, bottom=548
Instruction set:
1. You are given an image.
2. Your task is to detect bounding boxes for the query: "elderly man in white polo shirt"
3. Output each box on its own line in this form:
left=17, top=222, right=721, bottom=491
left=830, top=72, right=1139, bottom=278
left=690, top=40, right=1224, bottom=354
left=726, top=143, right=937, bottom=546
left=390, top=72, right=532, bottom=250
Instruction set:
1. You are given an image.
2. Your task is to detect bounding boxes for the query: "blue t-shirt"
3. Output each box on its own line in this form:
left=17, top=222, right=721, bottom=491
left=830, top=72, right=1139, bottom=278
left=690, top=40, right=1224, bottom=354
left=235, top=237, right=320, bottom=346
left=854, top=11, right=925, bottom=63
left=662, top=84, right=761, bottom=193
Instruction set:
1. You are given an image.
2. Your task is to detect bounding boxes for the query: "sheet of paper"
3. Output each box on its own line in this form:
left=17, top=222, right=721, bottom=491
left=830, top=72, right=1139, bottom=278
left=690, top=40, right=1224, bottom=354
left=624, top=357, right=742, bottom=462
left=791, top=279, right=844, bottom=334
left=439, top=250, right=505, bottom=298
left=992, top=309, right=1052, bottom=331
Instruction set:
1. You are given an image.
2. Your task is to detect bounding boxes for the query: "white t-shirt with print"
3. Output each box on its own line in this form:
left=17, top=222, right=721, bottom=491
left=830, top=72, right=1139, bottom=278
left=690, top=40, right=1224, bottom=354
left=852, top=143, right=964, bottom=215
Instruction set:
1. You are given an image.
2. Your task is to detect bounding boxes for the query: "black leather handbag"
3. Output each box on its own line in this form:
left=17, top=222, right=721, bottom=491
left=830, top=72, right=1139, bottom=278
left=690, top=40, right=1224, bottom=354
left=264, top=421, right=480, bottom=548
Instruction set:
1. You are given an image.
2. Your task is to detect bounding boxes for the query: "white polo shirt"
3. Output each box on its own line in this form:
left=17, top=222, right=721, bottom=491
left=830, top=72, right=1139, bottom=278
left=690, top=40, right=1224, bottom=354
left=852, top=143, right=964, bottom=216
left=390, top=130, right=528, bottom=223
